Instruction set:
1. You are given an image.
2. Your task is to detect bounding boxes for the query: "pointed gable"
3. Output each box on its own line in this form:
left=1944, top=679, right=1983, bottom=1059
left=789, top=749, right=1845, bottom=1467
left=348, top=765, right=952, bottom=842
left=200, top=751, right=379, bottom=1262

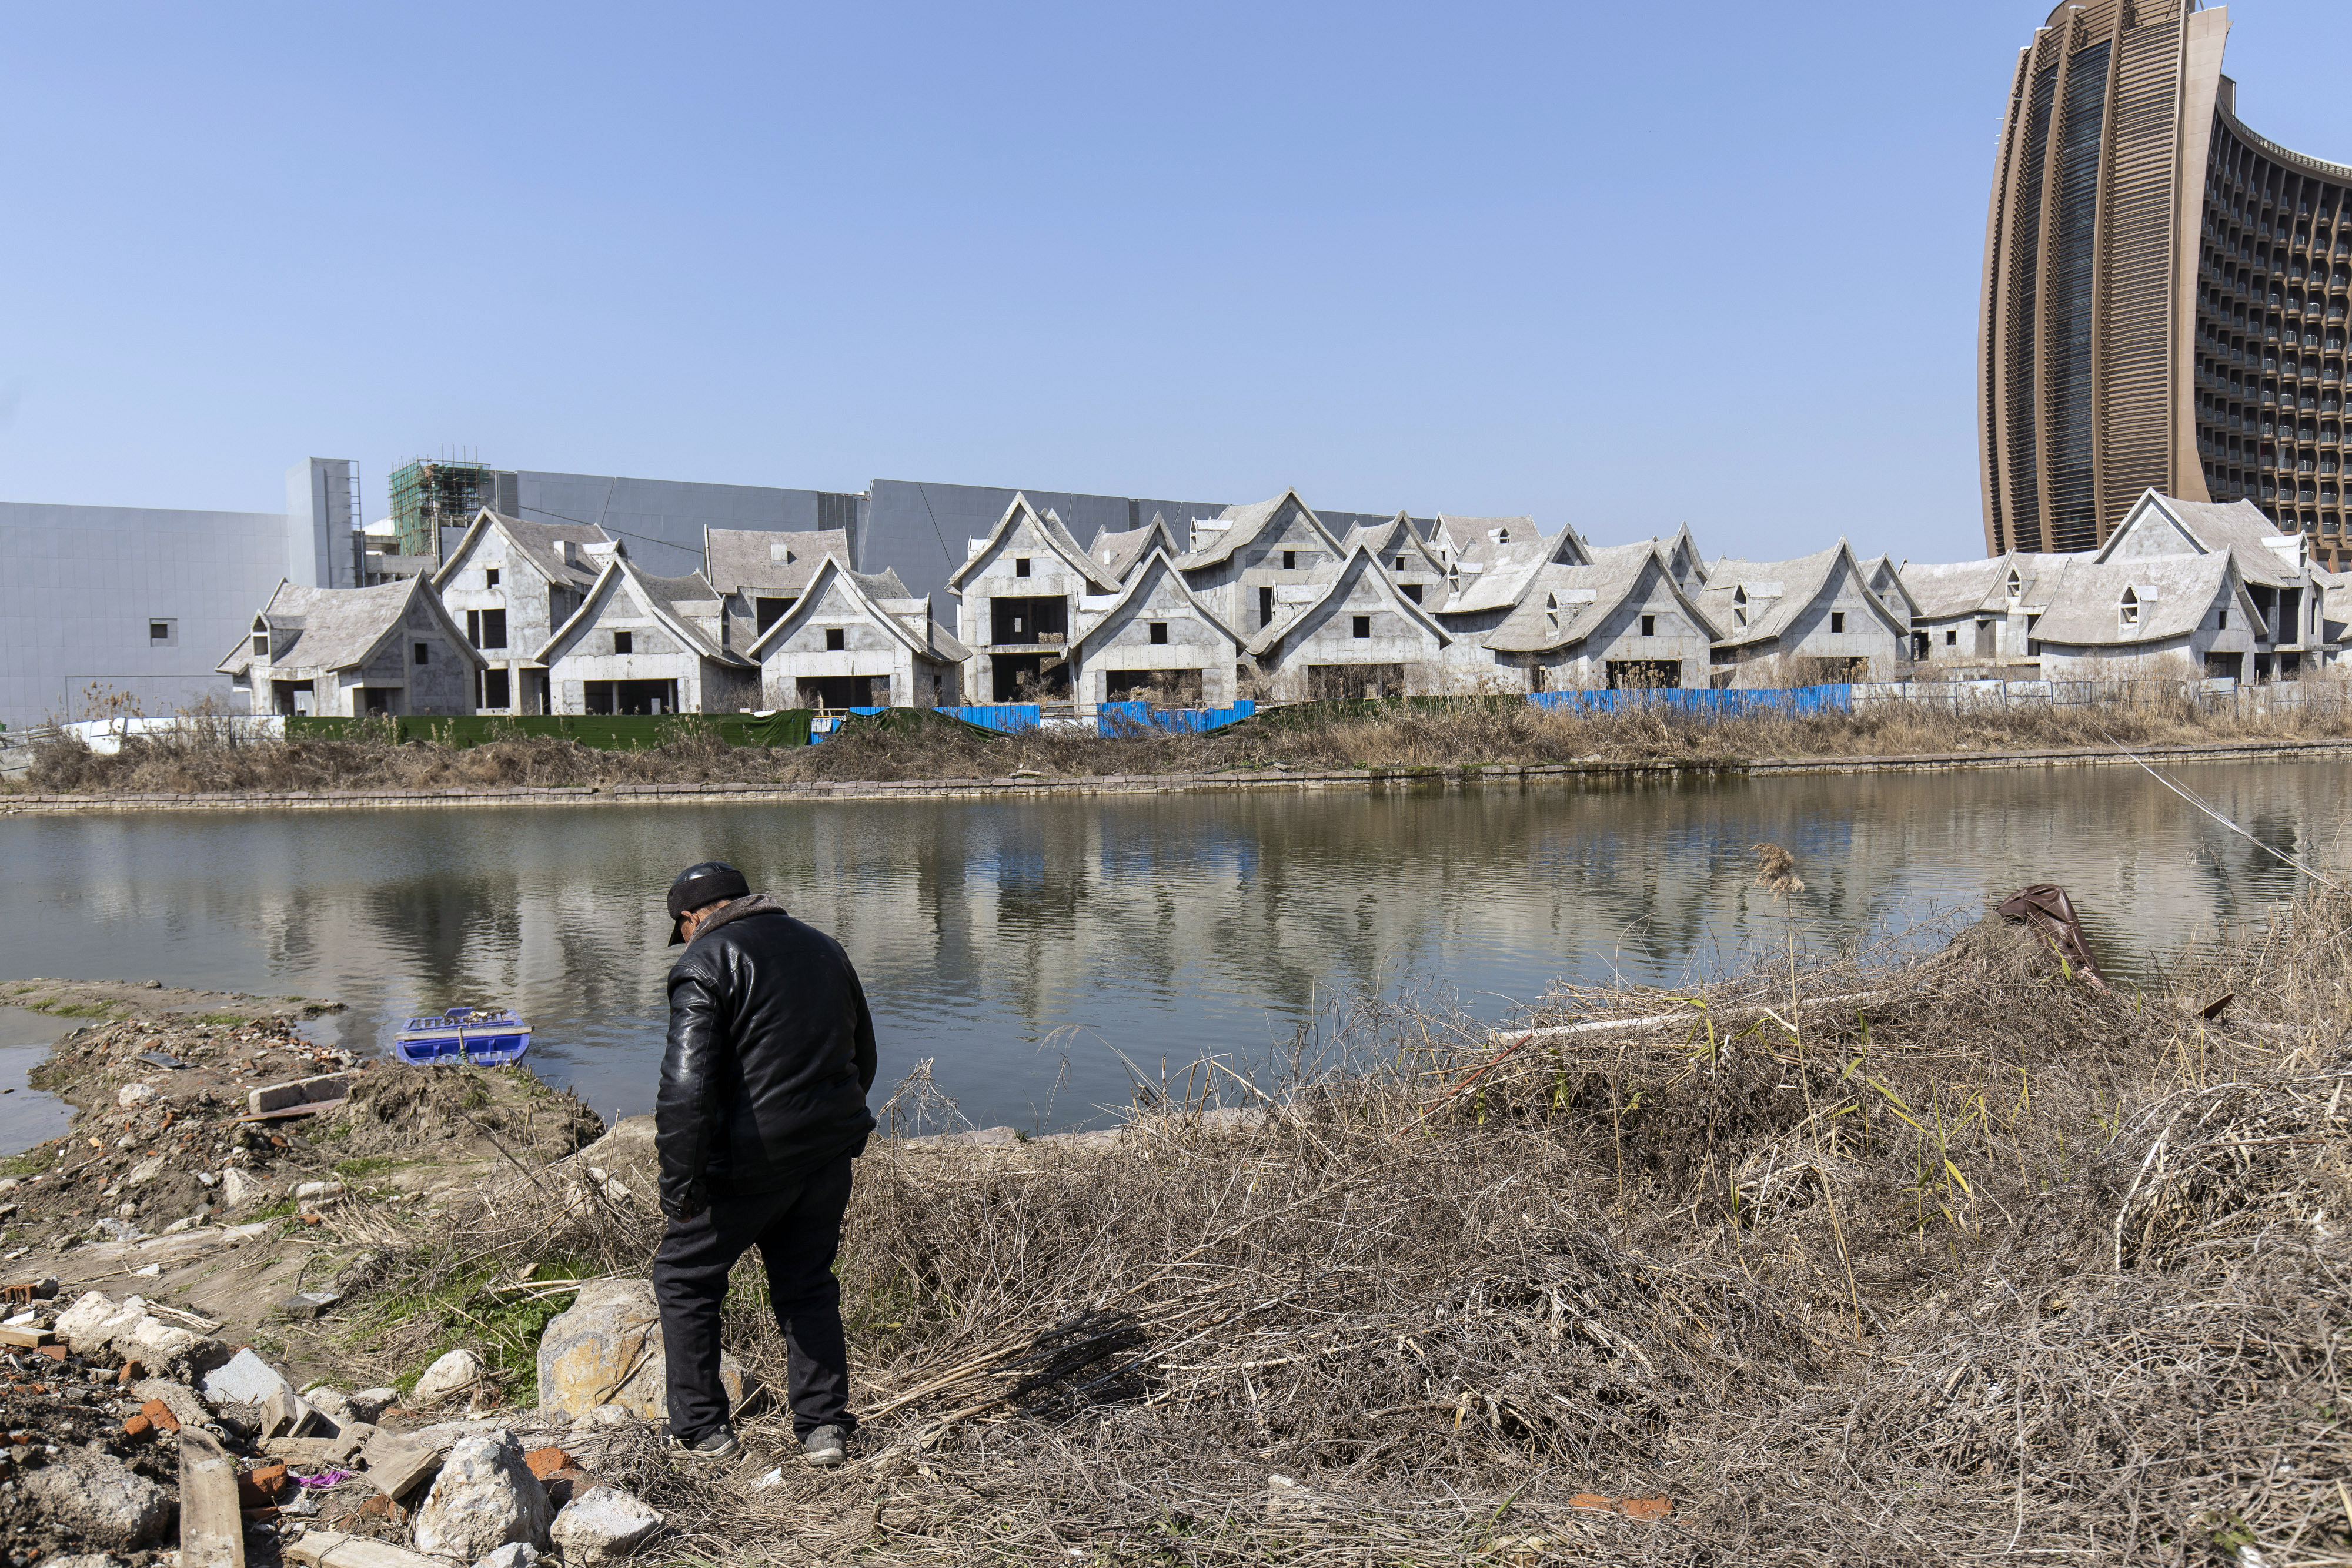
left=536, top=559, right=751, bottom=667
left=948, top=493, right=1119, bottom=594
left=1087, top=512, right=1184, bottom=582
left=1246, top=543, right=1452, bottom=659
left=1484, top=551, right=1716, bottom=654
left=1699, top=541, right=1905, bottom=648
left=433, top=508, right=613, bottom=594
left=1177, top=487, right=1339, bottom=569
left=2096, top=489, right=2306, bottom=589
left=1065, top=549, right=1243, bottom=660
left=746, top=556, right=969, bottom=664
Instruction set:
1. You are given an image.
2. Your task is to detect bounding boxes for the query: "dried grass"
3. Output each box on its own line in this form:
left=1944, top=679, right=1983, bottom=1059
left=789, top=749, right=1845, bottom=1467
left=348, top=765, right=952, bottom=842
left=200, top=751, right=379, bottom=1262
left=310, top=874, right=2352, bottom=1564
left=18, top=680, right=2352, bottom=794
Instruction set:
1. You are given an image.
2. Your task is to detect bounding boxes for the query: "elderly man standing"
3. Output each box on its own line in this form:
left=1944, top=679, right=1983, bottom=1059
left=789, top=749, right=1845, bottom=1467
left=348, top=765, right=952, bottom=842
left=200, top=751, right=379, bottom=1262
left=652, top=860, right=877, bottom=1467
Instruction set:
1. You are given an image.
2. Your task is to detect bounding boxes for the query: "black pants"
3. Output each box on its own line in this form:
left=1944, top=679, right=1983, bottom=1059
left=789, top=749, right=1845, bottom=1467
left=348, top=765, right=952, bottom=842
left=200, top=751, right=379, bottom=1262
left=652, top=1150, right=857, bottom=1442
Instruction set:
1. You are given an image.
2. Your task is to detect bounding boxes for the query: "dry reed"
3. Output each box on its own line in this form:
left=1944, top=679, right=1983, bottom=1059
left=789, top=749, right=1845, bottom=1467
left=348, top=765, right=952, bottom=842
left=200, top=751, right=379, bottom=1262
left=19, top=678, right=2352, bottom=795
left=313, top=874, right=2352, bottom=1564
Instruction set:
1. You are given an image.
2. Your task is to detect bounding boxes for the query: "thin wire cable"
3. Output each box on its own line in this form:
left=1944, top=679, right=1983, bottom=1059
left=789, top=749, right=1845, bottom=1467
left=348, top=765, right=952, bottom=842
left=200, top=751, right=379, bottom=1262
left=2096, top=724, right=2343, bottom=890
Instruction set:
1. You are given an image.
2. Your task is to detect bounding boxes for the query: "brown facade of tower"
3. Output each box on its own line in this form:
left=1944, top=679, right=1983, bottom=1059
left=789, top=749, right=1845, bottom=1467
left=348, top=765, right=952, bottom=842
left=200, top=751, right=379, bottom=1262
left=1980, top=1, right=2352, bottom=567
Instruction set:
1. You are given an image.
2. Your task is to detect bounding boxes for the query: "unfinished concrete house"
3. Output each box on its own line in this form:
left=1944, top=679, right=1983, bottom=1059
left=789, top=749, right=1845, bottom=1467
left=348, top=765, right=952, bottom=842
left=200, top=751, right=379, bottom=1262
left=2029, top=555, right=2267, bottom=679
left=432, top=509, right=619, bottom=713
left=1244, top=544, right=1452, bottom=701
left=1897, top=554, right=2074, bottom=668
left=704, top=527, right=850, bottom=651
left=1174, top=489, right=1345, bottom=640
left=1481, top=546, right=1719, bottom=691
left=747, top=557, right=970, bottom=710
left=2092, top=491, right=2326, bottom=678
left=534, top=559, right=756, bottom=714
left=1696, top=542, right=1910, bottom=687
left=1428, top=517, right=1588, bottom=640
left=1062, top=549, right=1247, bottom=708
left=216, top=576, right=482, bottom=717
left=948, top=494, right=1121, bottom=701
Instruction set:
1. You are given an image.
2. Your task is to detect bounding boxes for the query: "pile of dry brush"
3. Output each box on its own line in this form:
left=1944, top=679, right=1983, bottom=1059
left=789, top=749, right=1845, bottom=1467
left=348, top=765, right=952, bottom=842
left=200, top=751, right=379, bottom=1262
left=20, top=678, right=2352, bottom=793
left=315, top=871, right=2352, bottom=1565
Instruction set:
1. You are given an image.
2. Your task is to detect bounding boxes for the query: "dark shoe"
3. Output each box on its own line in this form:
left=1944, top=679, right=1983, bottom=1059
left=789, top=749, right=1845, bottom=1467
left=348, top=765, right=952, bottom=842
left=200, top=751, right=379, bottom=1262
left=801, top=1424, right=847, bottom=1467
left=676, top=1427, right=741, bottom=1461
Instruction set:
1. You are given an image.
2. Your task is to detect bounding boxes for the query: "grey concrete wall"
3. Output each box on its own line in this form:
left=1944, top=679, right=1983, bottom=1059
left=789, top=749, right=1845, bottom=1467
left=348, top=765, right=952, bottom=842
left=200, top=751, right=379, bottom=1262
left=0, top=500, right=296, bottom=730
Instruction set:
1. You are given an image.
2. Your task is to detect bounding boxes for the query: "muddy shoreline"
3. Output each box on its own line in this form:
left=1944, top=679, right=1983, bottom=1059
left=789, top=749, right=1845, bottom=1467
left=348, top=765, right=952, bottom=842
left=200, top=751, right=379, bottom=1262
left=4, top=733, right=2349, bottom=814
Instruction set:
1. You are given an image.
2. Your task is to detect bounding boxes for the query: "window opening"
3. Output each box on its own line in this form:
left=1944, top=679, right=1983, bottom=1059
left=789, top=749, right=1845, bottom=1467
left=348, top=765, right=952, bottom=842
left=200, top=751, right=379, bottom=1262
left=1014, top=557, right=1031, bottom=577
left=413, top=643, right=430, bottom=665
left=613, top=631, right=633, bottom=654
left=1351, top=615, right=1371, bottom=638
left=485, top=568, right=500, bottom=589
left=825, top=628, right=846, bottom=651
left=1641, top=613, right=1656, bottom=637
left=1148, top=621, right=1168, bottom=644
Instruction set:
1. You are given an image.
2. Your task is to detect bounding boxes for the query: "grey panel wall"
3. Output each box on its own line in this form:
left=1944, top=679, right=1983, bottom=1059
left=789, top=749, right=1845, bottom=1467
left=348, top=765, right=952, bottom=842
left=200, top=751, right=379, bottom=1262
left=285, top=459, right=358, bottom=590
left=507, top=472, right=859, bottom=579
left=0, top=502, right=293, bottom=729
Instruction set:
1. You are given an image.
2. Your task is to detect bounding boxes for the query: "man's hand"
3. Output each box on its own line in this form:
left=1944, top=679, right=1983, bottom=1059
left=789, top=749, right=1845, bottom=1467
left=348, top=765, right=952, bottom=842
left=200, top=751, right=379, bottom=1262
left=662, top=1179, right=709, bottom=1223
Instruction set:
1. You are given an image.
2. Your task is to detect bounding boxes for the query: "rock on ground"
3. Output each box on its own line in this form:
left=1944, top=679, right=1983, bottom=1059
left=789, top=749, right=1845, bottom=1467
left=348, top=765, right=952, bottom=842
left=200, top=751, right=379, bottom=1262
left=473, top=1544, right=542, bottom=1568
left=536, top=1279, right=747, bottom=1420
left=411, top=1430, right=553, bottom=1560
left=413, top=1348, right=484, bottom=1406
left=202, top=1346, right=292, bottom=1406
left=350, top=1386, right=401, bottom=1422
left=549, top=1485, right=664, bottom=1567
left=219, top=1166, right=270, bottom=1210
left=20, top=1447, right=177, bottom=1548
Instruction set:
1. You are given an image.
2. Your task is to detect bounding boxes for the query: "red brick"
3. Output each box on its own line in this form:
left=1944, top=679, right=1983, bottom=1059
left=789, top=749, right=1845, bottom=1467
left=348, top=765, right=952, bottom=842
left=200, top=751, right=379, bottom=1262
left=1618, top=1497, right=1673, bottom=1522
left=1568, top=1494, right=1613, bottom=1512
left=122, top=1415, right=156, bottom=1443
left=139, top=1398, right=182, bottom=1433
left=238, top=1462, right=289, bottom=1507
left=523, top=1446, right=573, bottom=1480
left=116, top=1359, right=146, bottom=1385
left=34, top=1345, right=66, bottom=1363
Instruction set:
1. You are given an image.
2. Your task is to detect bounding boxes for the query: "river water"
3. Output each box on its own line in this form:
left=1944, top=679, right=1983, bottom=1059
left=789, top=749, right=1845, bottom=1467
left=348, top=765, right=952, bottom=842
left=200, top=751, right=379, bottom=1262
left=0, top=759, right=2343, bottom=1145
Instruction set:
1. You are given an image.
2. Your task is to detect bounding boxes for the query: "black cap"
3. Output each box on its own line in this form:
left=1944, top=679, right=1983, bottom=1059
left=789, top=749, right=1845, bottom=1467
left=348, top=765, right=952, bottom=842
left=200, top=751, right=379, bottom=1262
left=666, top=861, right=750, bottom=945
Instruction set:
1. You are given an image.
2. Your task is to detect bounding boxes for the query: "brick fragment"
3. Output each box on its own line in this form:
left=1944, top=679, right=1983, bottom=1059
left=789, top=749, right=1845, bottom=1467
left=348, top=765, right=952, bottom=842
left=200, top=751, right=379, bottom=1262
left=1618, top=1497, right=1673, bottom=1522
left=1568, top=1493, right=1613, bottom=1512
left=34, top=1345, right=65, bottom=1363
left=140, top=1397, right=182, bottom=1433
left=237, top=1462, right=289, bottom=1507
left=122, top=1414, right=156, bottom=1442
left=523, top=1446, right=573, bottom=1480
left=117, top=1359, right=147, bottom=1385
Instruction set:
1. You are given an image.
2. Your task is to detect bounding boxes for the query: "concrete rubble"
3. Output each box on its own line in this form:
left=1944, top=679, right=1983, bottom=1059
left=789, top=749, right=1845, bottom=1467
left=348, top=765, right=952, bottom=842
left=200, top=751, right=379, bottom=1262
left=409, top=1432, right=552, bottom=1560
left=0, top=1282, right=669, bottom=1567
left=411, top=1347, right=483, bottom=1406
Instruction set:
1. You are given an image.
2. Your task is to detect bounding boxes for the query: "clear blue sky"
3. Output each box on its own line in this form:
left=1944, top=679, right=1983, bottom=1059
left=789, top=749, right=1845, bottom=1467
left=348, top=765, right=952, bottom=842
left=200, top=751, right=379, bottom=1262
left=5, top=1, right=2348, bottom=564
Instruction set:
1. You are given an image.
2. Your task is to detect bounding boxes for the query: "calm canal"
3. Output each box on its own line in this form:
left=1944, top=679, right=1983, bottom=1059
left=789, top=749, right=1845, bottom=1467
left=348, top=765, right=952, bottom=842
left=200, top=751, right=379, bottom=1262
left=1, top=758, right=2343, bottom=1145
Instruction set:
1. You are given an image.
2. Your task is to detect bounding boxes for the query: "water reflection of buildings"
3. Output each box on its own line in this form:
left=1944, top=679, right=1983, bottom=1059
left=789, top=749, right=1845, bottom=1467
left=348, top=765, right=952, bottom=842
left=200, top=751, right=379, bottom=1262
left=19, top=763, right=2348, bottom=1126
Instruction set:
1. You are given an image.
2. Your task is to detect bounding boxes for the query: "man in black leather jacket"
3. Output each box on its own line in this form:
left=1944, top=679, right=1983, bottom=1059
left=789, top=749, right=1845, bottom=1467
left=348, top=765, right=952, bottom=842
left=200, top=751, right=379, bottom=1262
left=650, top=861, right=877, bottom=1466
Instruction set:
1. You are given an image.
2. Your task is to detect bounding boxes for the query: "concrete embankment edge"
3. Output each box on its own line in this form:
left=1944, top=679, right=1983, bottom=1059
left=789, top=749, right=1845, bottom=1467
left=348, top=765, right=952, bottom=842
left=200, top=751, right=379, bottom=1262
left=4, top=737, right=2350, bottom=814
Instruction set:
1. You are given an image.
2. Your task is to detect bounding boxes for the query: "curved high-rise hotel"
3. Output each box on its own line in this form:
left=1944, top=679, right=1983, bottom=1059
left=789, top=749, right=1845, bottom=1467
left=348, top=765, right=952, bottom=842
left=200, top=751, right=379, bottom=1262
left=1980, top=1, right=2352, bottom=566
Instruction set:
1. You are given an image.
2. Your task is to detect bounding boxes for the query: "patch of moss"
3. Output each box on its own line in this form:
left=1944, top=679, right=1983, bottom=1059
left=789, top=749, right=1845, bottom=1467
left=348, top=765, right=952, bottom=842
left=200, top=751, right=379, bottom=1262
left=333, top=1156, right=405, bottom=1180
left=36, top=1001, right=120, bottom=1019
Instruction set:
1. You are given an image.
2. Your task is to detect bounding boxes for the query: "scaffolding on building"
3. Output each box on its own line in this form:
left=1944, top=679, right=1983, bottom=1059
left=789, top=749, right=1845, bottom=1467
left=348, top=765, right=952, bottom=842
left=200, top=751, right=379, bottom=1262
left=389, top=451, right=493, bottom=561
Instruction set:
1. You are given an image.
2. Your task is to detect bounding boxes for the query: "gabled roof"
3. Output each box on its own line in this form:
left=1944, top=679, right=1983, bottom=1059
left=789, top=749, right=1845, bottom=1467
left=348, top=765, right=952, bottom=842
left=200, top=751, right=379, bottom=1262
left=947, top=493, right=1118, bottom=594
left=1586, top=523, right=1703, bottom=587
left=1244, top=543, right=1454, bottom=658
left=1337, top=511, right=1449, bottom=577
left=1698, top=540, right=1905, bottom=648
left=1064, top=548, right=1244, bottom=660
left=432, top=509, right=614, bottom=594
left=534, top=559, right=753, bottom=667
left=743, top=556, right=971, bottom=664
left=2029, top=554, right=2256, bottom=647
left=1484, top=550, right=1718, bottom=654
left=1431, top=519, right=1576, bottom=616
left=1086, top=513, right=1184, bottom=583
left=703, top=528, right=849, bottom=595
left=217, top=577, right=485, bottom=677
left=1897, top=557, right=2012, bottom=621
left=1855, top=554, right=1922, bottom=622
left=2096, top=490, right=2306, bottom=588
left=1176, top=487, right=1339, bottom=569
